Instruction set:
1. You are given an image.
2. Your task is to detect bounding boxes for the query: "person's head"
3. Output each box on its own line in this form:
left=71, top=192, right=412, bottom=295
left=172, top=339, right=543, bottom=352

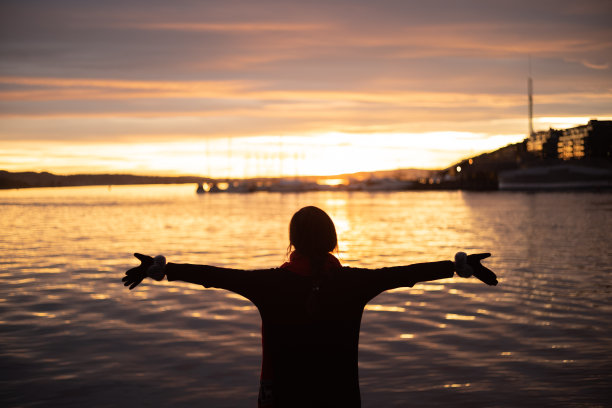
left=288, top=206, right=337, bottom=258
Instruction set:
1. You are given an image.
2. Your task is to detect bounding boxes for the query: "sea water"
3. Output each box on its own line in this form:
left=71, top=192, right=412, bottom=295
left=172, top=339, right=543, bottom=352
left=1, top=185, right=610, bottom=407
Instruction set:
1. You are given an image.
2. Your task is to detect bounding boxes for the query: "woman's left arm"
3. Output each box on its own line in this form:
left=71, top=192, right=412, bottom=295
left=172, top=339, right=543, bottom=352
left=357, top=253, right=497, bottom=300
left=369, top=260, right=455, bottom=293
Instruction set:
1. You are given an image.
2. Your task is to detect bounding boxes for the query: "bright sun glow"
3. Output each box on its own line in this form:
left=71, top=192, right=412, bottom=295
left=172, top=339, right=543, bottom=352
left=1, top=131, right=526, bottom=178
left=318, top=178, right=347, bottom=186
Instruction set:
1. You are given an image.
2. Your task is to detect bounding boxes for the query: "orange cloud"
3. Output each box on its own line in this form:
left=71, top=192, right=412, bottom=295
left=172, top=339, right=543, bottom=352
left=132, top=22, right=329, bottom=32
left=0, top=76, right=250, bottom=93
left=0, top=75, right=528, bottom=107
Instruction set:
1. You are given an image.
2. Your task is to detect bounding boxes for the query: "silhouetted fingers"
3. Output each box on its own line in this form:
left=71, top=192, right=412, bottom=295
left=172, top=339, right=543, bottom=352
left=469, top=253, right=491, bottom=261
left=124, top=267, right=140, bottom=277
left=128, top=277, right=143, bottom=290
left=134, top=253, right=152, bottom=264
left=123, top=274, right=136, bottom=286
left=473, top=266, right=498, bottom=286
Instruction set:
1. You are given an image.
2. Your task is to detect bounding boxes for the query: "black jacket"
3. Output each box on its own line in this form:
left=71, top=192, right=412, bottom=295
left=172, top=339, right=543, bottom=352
left=166, top=260, right=454, bottom=407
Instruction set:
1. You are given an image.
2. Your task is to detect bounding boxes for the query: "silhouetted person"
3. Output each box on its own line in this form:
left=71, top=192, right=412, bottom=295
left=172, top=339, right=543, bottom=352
left=122, top=206, right=497, bottom=407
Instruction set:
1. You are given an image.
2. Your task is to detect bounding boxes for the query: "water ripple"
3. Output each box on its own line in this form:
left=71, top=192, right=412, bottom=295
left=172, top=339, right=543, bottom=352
left=1, top=186, right=610, bottom=407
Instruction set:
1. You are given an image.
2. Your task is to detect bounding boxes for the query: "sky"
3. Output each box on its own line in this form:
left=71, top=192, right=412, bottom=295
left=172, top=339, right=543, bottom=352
left=1, top=0, right=611, bottom=177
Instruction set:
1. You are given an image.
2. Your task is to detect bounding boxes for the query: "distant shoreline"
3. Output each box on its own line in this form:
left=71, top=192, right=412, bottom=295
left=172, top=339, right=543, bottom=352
left=0, top=170, right=209, bottom=190
left=4, top=141, right=611, bottom=192
left=0, top=168, right=432, bottom=190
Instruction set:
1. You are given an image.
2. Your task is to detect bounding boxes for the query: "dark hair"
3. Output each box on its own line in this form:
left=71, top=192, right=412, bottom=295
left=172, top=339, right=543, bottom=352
left=288, top=206, right=338, bottom=316
left=288, top=206, right=337, bottom=259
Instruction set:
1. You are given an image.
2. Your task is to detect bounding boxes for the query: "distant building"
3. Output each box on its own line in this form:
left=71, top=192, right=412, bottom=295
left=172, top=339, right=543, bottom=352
left=527, top=120, right=612, bottom=161
left=557, top=120, right=612, bottom=160
left=527, top=129, right=562, bottom=159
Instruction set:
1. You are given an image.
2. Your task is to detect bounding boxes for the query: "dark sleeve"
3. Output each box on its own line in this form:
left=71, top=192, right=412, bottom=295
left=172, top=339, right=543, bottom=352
left=354, top=260, right=455, bottom=301
left=165, top=262, right=270, bottom=303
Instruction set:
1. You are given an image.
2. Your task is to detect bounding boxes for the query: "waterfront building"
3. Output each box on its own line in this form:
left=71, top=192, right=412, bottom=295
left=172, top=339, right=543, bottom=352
left=527, top=129, right=562, bottom=159
left=557, top=120, right=612, bottom=160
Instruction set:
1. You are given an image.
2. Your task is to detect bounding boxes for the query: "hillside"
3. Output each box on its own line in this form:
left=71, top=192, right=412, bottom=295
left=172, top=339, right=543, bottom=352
left=0, top=171, right=207, bottom=189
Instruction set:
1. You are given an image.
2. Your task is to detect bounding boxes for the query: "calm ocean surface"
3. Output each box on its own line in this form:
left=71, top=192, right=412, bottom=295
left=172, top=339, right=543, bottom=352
left=1, top=185, right=611, bottom=407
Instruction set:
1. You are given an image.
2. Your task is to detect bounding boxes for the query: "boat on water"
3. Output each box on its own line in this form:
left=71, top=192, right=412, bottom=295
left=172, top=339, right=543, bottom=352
left=498, top=164, right=612, bottom=190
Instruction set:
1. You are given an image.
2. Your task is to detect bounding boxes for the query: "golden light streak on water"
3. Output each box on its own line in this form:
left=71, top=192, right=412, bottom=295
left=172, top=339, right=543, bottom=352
left=445, top=314, right=476, bottom=321
left=365, top=305, right=407, bottom=313
left=444, top=383, right=471, bottom=388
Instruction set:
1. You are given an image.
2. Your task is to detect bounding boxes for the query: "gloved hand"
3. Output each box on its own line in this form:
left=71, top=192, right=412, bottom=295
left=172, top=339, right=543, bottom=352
left=122, top=253, right=166, bottom=290
left=455, top=252, right=498, bottom=286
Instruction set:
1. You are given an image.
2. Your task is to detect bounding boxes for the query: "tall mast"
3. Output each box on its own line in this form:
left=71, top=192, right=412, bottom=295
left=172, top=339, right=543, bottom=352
left=528, top=57, right=534, bottom=137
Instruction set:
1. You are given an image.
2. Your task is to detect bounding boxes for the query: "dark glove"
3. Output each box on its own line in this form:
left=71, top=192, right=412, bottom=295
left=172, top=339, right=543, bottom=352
left=467, top=253, right=498, bottom=286
left=122, top=253, right=153, bottom=290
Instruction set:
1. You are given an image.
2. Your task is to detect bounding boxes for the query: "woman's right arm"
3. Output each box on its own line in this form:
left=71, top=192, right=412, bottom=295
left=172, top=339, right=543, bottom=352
left=165, top=262, right=261, bottom=299
left=122, top=253, right=267, bottom=301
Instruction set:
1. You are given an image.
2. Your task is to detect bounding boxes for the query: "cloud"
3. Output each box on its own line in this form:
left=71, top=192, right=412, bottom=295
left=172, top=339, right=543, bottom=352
left=579, top=60, right=610, bottom=70
left=0, top=76, right=254, bottom=100
left=1, top=71, right=610, bottom=148
left=3, top=1, right=611, bottom=81
left=131, top=22, right=328, bottom=33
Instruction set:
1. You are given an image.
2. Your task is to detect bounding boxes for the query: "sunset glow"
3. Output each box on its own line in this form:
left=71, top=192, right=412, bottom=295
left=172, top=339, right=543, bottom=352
left=1, top=130, right=529, bottom=178
left=1, top=1, right=611, bottom=177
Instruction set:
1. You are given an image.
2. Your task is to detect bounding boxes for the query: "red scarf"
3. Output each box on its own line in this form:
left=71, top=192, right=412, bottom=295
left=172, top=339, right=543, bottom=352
left=280, top=250, right=342, bottom=276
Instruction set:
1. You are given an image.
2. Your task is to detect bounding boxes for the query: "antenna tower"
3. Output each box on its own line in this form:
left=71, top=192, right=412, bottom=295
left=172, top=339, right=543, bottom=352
left=528, top=57, right=534, bottom=137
